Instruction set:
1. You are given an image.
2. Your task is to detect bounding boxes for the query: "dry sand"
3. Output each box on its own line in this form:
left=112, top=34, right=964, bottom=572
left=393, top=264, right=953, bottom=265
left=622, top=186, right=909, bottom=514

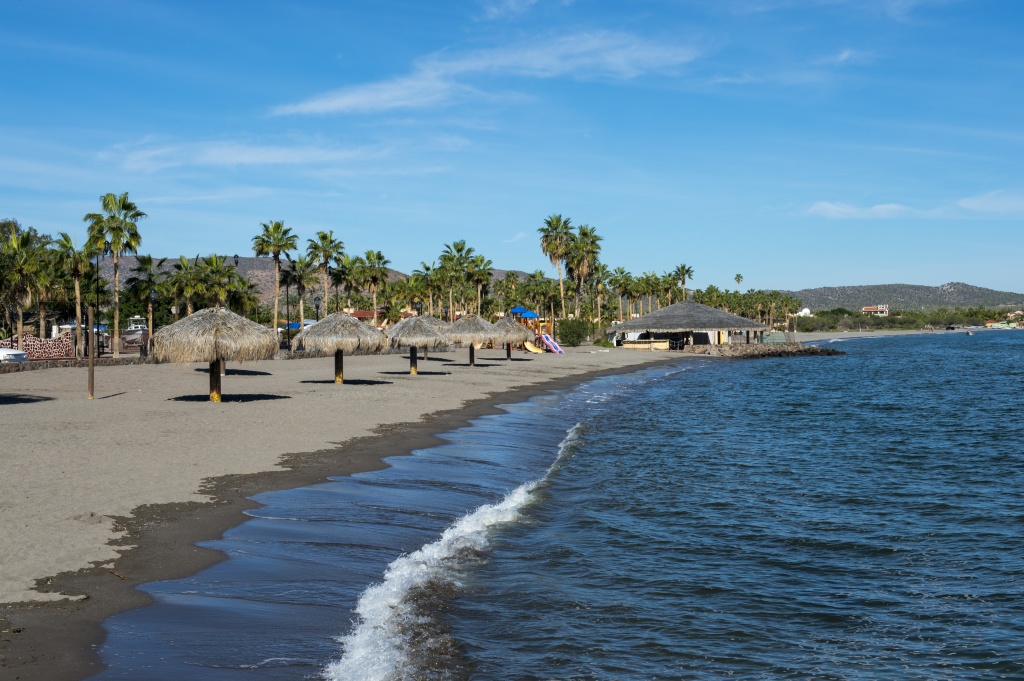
left=1, top=347, right=675, bottom=605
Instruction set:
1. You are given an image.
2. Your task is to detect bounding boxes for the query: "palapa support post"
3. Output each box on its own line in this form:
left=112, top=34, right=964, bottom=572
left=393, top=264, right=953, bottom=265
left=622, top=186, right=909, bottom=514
left=506, top=343, right=512, bottom=360
left=209, top=359, right=222, bottom=402
left=410, top=346, right=418, bottom=375
left=469, top=344, right=476, bottom=367
left=334, top=349, right=344, bottom=384
left=87, top=306, right=95, bottom=400
left=423, top=347, right=429, bottom=360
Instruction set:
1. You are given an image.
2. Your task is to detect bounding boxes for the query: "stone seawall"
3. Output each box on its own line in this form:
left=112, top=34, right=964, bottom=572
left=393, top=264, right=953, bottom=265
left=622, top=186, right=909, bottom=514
left=681, top=343, right=845, bottom=358
left=0, top=356, right=153, bottom=374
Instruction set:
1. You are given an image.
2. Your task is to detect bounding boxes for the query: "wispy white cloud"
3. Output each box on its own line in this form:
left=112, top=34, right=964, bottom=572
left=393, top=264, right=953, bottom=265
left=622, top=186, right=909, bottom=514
left=275, top=32, right=699, bottom=115
left=957, top=191, right=1024, bottom=215
left=805, top=201, right=917, bottom=218
left=108, top=140, right=386, bottom=173
left=480, top=0, right=539, bottom=19
left=503, top=231, right=529, bottom=243
left=815, top=48, right=873, bottom=65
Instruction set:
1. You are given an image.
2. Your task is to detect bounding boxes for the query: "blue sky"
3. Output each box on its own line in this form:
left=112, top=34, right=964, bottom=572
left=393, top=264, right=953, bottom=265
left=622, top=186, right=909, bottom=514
left=2, top=0, right=1022, bottom=292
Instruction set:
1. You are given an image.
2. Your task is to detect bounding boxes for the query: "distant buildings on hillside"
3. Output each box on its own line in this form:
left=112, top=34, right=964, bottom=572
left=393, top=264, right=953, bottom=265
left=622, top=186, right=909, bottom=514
left=861, top=305, right=889, bottom=317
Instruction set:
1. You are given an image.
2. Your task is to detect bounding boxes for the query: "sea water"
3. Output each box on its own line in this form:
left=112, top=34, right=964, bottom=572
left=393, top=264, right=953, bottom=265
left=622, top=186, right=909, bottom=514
left=94, top=331, right=1024, bottom=679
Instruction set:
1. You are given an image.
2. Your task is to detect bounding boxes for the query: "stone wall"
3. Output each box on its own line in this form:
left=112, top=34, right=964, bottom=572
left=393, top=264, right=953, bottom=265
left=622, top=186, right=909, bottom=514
left=0, top=331, right=74, bottom=360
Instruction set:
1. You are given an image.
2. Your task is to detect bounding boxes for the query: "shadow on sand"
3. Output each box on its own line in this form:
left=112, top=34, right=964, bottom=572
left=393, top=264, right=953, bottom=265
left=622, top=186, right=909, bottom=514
left=170, top=394, right=291, bottom=403
left=379, top=370, right=452, bottom=376
left=193, top=368, right=273, bottom=377
left=299, top=379, right=393, bottom=386
left=0, top=394, right=55, bottom=405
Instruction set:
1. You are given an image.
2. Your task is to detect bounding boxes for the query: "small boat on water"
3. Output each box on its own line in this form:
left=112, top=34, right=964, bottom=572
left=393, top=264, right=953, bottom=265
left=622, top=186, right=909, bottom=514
left=966, top=331, right=973, bottom=336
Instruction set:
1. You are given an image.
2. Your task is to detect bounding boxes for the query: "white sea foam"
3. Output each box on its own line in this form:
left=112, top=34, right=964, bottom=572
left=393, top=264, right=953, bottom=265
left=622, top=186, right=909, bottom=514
left=322, top=424, right=583, bottom=681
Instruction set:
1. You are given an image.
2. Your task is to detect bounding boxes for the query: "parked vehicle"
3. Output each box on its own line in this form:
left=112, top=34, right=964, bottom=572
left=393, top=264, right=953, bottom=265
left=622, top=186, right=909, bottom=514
left=0, top=348, right=29, bottom=363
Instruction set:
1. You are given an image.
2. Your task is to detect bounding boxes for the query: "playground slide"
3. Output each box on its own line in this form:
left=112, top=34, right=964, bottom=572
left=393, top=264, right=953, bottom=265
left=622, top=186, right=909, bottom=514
left=523, top=341, right=544, bottom=354
left=540, top=334, right=565, bottom=354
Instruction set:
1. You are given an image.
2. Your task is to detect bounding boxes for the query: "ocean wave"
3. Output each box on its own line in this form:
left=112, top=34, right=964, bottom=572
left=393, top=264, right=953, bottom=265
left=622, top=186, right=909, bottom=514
left=322, top=424, right=583, bottom=681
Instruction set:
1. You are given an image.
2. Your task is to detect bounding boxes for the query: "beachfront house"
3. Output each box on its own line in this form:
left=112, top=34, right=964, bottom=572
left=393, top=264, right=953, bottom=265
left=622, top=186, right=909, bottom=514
left=611, top=300, right=767, bottom=350
left=861, top=305, right=889, bottom=317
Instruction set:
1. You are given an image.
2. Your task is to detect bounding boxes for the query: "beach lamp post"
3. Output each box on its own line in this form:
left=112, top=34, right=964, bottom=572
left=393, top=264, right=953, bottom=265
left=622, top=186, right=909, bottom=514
left=233, top=254, right=239, bottom=267
left=314, top=296, right=321, bottom=322
left=415, top=300, right=423, bottom=316
left=283, top=255, right=292, bottom=349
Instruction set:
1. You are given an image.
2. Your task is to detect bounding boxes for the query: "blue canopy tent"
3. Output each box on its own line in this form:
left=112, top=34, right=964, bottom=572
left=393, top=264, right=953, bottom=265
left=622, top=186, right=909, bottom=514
left=519, top=310, right=539, bottom=319
left=509, top=305, right=529, bottom=316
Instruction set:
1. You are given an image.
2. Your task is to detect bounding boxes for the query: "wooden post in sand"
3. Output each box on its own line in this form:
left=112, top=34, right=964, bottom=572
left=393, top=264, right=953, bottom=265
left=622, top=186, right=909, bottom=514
left=469, top=344, right=476, bottom=367
left=209, top=359, right=222, bottom=402
left=87, top=306, right=95, bottom=400
left=409, top=346, right=418, bottom=375
left=334, top=349, right=344, bottom=383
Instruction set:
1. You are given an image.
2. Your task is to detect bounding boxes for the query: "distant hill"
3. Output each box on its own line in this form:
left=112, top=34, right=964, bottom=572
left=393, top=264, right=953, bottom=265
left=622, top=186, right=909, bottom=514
left=785, top=282, right=1024, bottom=312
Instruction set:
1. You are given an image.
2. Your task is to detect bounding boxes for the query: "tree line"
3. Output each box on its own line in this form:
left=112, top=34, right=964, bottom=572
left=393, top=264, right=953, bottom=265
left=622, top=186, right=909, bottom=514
left=3, top=195, right=814, bottom=356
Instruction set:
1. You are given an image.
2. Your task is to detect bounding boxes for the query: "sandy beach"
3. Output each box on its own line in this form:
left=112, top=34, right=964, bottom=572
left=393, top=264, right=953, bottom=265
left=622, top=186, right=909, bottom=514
left=0, top=346, right=678, bottom=679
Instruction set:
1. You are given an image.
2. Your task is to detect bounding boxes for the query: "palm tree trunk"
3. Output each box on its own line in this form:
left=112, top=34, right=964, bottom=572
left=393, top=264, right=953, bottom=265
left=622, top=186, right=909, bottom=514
left=113, top=253, right=120, bottom=358
left=17, top=305, right=24, bottom=351
left=448, top=287, right=454, bottom=321
left=557, top=263, right=566, bottom=318
left=322, top=270, right=329, bottom=316
left=147, top=299, right=154, bottom=348
left=74, top=278, right=83, bottom=357
left=372, top=290, right=378, bottom=326
left=477, top=284, right=482, bottom=315
left=428, top=289, right=434, bottom=316
left=272, top=256, right=281, bottom=336
left=39, top=300, right=46, bottom=338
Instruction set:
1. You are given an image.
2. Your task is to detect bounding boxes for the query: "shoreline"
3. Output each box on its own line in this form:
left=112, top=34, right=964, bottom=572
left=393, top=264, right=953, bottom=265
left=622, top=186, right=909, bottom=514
left=0, top=349, right=683, bottom=680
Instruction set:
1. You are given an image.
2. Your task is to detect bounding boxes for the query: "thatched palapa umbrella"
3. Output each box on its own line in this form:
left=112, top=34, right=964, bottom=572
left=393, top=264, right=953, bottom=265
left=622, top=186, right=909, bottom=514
left=152, top=307, right=277, bottom=402
left=386, top=316, right=449, bottom=374
left=447, top=314, right=499, bottom=367
left=494, top=316, right=534, bottom=359
left=415, top=315, right=449, bottom=360
left=293, top=313, right=387, bottom=383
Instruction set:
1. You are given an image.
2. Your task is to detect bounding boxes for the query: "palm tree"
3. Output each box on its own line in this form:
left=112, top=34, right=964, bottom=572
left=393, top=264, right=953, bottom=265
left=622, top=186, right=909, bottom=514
left=468, top=255, right=494, bottom=315
left=361, top=250, right=391, bottom=326
left=1, top=232, right=38, bottom=350
left=591, top=262, right=610, bottom=325
left=197, top=254, right=240, bottom=308
left=306, top=230, right=345, bottom=314
left=169, top=256, right=203, bottom=317
left=735, top=273, right=743, bottom=288
left=566, top=224, right=602, bottom=317
left=411, top=261, right=438, bottom=316
left=53, top=233, right=93, bottom=356
left=124, top=255, right=167, bottom=344
left=671, top=264, right=694, bottom=301
left=439, top=240, right=474, bottom=319
left=252, top=220, right=298, bottom=334
left=32, top=244, right=58, bottom=339
left=609, top=267, right=630, bottom=321
left=330, top=253, right=361, bottom=312
left=83, top=192, right=146, bottom=358
left=538, top=214, right=572, bottom=318
left=285, top=255, right=318, bottom=330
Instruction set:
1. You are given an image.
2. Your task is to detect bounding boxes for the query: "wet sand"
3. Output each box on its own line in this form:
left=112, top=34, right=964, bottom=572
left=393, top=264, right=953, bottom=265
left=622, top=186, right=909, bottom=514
left=0, top=346, right=678, bottom=680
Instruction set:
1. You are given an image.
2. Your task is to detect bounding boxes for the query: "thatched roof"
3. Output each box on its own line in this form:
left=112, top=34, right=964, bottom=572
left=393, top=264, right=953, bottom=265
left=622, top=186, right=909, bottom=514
left=446, top=314, right=499, bottom=345
left=153, top=307, right=278, bottom=364
left=494, top=317, right=534, bottom=343
left=614, top=301, right=766, bottom=333
left=417, top=315, right=450, bottom=331
left=293, top=313, right=387, bottom=355
left=385, top=315, right=450, bottom=348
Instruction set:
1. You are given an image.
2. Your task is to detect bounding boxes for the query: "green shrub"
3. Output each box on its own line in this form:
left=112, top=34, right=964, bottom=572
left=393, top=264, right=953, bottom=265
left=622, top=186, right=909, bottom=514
left=555, top=318, right=591, bottom=347
left=592, top=338, right=614, bottom=348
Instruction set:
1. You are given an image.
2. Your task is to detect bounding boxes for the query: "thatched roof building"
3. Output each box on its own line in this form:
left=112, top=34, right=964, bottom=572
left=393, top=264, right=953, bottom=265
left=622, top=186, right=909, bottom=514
left=152, top=307, right=278, bottom=402
left=614, top=301, right=765, bottom=349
